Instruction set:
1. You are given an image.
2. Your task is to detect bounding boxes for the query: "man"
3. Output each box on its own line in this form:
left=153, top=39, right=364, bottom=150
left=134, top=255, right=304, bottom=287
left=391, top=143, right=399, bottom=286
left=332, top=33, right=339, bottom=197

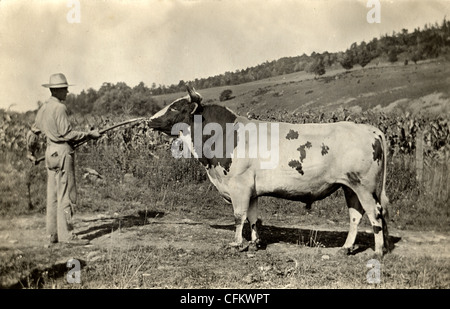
left=27, top=73, right=101, bottom=245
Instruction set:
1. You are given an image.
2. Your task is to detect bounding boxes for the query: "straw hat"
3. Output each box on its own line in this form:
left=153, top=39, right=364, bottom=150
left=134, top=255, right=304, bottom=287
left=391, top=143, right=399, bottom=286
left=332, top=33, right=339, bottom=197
left=42, top=73, right=74, bottom=88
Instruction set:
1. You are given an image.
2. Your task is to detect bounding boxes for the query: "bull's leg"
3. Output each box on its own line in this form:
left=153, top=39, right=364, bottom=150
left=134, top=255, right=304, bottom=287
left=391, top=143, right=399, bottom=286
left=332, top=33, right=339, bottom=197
left=247, top=197, right=262, bottom=249
left=229, top=192, right=251, bottom=249
left=342, top=186, right=364, bottom=253
left=355, top=190, right=385, bottom=257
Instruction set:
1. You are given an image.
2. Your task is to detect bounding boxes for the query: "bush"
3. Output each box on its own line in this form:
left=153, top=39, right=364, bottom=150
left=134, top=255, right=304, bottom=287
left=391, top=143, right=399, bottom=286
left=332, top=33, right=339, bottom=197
left=340, top=53, right=354, bottom=70
left=388, top=49, right=398, bottom=63
left=306, top=58, right=326, bottom=76
left=358, top=50, right=372, bottom=68
left=254, top=87, right=269, bottom=96
left=219, top=89, right=234, bottom=102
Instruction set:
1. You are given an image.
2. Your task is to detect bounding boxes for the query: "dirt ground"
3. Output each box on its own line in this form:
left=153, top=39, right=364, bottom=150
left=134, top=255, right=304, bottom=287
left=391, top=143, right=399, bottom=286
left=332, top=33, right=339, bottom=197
left=1, top=210, right=449, bottom=289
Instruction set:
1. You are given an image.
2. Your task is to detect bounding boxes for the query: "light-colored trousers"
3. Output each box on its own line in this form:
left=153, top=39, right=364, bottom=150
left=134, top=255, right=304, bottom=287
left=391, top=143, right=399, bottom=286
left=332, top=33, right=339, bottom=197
left=45, top=142, right=76, bottom=242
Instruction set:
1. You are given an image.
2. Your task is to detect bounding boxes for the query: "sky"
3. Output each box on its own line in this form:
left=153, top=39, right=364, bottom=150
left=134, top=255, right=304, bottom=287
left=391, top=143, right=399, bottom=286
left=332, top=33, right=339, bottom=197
left=0, top=0, right=449, bottom=112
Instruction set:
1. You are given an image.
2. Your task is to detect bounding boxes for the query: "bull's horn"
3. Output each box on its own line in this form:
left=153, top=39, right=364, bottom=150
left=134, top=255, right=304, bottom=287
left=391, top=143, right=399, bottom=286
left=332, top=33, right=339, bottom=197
left=186, top=85, right=202, bottom=103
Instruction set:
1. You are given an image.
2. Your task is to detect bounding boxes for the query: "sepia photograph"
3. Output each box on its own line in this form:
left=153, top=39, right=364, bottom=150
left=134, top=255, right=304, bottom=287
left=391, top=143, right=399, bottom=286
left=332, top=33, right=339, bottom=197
left=0, top=0, right=449, bottom=296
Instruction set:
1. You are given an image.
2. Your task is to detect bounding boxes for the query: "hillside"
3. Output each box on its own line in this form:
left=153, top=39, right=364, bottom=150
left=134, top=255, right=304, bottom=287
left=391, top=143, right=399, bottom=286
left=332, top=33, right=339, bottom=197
left=152, top=59, right=450, bottom=119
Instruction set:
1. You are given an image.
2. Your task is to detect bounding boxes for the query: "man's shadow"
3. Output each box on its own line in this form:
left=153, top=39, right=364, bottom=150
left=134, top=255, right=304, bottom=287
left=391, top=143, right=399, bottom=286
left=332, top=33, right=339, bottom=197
left=76, top=210, right=165, bottom=241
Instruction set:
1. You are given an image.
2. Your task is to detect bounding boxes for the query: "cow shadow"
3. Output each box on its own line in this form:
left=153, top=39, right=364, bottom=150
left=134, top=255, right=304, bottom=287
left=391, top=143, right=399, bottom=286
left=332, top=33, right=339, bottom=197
left=76, top=210, right=165, bottom=241
left=210, top=222, right=401, bottom=253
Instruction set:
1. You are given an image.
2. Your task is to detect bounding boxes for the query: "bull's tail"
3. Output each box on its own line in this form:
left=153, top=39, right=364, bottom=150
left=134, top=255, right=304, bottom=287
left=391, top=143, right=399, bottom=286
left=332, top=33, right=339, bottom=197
left=379, top=131, right=391, bottom=253
left=379, top=132, right=390, bottom=220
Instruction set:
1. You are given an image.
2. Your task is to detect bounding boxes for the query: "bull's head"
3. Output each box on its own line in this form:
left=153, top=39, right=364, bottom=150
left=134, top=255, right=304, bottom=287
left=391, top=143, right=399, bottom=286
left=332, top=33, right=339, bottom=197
left=148, top=85, right=203, bottom=135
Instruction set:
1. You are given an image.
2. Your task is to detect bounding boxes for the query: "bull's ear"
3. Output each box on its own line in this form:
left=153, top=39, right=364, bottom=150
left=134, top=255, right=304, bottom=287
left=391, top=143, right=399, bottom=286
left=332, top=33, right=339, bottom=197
left=186, top=85, right=203, bottom=104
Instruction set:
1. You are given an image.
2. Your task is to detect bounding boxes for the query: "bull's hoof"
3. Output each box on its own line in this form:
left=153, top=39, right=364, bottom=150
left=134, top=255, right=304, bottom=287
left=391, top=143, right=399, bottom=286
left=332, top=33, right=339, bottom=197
left=229, top=242, right=249, bottom=252
left=338, top=245, right=359, bottom=256
left=372, top=251, right=384, bottom=260
left=248, top=241, right=259, bottom=252
left=249, top=239, right=266, bottom=251
left=337, top=247, right=350, bottom=256
left=348, top=244, right=360, bottom=255
left=228, top=241, right=241, bottom=248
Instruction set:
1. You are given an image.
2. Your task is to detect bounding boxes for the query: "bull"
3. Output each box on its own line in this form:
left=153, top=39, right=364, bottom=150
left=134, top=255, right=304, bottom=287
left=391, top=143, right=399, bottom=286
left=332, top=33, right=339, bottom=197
left=148, top=86, right=390, bottom=256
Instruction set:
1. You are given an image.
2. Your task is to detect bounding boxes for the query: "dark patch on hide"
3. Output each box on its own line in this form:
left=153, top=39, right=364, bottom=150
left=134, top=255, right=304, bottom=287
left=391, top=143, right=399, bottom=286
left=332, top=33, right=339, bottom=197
left=286, top=129, right=299, bottom=140
left=372, top=136, right=383, bottom=165
left=373, top=226, right=382, bottom=234
left=297, top=141, right=312, bottom=163
left=372, top=192, right=380, bottom=205
left=288, top=141, right=312, bottom=175
left=288, top=160, right=304, bottom=175
left=321, top=143, right=329, bottom=155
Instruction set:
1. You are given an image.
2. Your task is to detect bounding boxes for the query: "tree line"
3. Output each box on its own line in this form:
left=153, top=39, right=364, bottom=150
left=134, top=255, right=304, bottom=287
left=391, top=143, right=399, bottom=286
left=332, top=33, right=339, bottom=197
left=60, top=81, right=160, bottom=117
left=34, top=18, right=450, bottom=116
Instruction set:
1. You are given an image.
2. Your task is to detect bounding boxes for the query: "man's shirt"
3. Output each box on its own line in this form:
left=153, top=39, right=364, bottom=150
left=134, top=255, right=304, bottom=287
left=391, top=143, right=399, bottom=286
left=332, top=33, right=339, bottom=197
left=27, top=96, right=87, bottom=154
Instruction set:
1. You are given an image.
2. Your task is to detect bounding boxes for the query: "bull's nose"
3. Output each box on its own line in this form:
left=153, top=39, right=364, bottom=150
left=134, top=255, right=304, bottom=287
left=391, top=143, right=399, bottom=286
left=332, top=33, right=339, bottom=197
left=147, top=119, right=169, bottom=133
left=147, top=119, right=160, bottom=128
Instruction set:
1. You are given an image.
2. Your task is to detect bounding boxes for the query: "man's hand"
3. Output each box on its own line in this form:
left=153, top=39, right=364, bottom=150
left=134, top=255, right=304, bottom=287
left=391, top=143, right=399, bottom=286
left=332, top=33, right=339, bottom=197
left=26, top=152, right=37, bottom=165
left=88, top=129, right=101, bottom=139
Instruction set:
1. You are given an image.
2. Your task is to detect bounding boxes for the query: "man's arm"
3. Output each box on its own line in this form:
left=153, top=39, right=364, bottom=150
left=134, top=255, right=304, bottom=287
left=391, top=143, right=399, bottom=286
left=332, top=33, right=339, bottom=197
left=56, top=105, right=100, bottom=144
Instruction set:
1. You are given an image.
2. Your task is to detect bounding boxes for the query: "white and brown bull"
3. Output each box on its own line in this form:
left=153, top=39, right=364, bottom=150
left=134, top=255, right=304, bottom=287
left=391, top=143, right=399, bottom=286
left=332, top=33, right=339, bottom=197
left=148, top=86, right=390, bottom=256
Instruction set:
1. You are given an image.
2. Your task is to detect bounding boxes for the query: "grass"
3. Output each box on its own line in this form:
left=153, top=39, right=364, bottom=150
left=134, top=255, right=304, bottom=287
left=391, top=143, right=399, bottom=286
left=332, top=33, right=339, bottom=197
left=9, top=242, right=446, bottom=289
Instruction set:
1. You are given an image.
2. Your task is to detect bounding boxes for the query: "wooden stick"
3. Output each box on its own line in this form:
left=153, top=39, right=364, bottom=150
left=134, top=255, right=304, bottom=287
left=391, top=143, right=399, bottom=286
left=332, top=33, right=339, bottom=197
left=33, top=117, right=146, bottom=165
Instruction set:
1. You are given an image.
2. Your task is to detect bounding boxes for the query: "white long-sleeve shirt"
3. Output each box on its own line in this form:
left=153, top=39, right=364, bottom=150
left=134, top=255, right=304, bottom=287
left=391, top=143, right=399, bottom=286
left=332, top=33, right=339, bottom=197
left=27, top=96, right=88, bottom=154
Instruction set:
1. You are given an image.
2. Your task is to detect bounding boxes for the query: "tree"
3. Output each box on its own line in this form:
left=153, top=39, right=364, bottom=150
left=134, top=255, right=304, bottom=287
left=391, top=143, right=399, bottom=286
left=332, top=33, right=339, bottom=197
left=358, top=48, right=372, bottom=68
left=340, top=50, right=354, bottom=70
left=388, top=48, right=398, bottom=63
left=129, top=92, right=160, bottom=116
left=306, top=55, right=326, bottom=77
left=129, top=82, right=161, bottom=116
left=65, top=88, right=97, bottom=115
left=177, top=80, right=186, bottom=90
left=93, top=82, right=132, bottom=114
left=312, top=60, right=326, bottom=76
left=411, top=50, right=422, bottom=64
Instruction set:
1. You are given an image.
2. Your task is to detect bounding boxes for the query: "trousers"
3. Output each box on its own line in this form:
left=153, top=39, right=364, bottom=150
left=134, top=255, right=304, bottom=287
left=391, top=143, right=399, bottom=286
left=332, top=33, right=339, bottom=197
left=45, top=142, right=77, bottom=242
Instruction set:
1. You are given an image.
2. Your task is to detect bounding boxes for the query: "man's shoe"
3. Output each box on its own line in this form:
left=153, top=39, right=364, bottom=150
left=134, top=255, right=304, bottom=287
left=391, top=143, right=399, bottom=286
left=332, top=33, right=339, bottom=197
left=49, top=234, right=58, bottom=244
